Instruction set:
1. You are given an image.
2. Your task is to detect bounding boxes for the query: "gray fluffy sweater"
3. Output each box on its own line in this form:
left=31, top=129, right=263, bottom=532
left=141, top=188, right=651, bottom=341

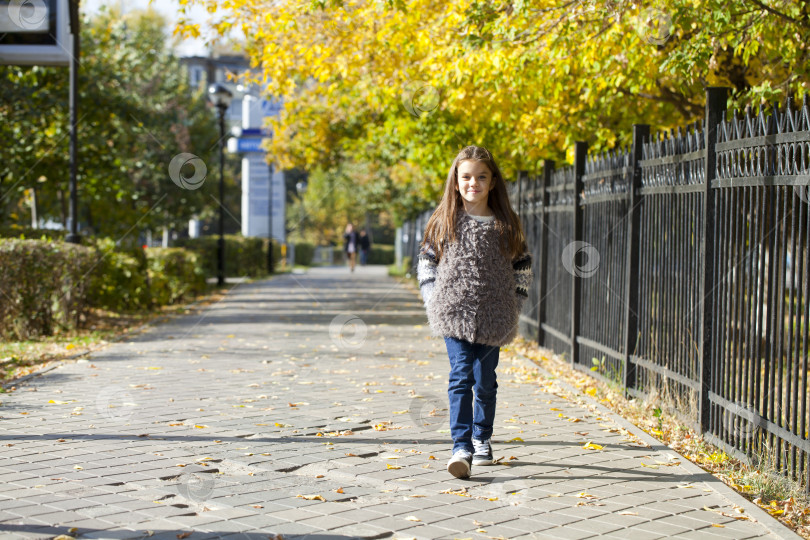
left=417, top=212, right=532, bottom=347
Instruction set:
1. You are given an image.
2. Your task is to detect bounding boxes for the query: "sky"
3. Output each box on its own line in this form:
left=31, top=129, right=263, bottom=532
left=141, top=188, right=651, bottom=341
left=82, top=0, right=212, bottom=57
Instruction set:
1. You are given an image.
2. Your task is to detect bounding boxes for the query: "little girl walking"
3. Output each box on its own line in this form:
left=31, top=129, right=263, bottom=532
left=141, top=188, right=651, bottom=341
left=417, top=145, right=532, bottom=479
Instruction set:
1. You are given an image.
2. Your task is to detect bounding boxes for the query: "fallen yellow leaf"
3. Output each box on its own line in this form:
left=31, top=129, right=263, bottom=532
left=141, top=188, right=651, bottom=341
left=582, top=441, right=603, bottom=450
left=439, top=487, right=470, bottom=497
left=296, top=494, right=325, bottom=501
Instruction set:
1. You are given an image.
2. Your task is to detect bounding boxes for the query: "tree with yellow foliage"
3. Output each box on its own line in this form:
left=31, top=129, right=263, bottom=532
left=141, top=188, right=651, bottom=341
left=176, top=0, right=810, bottom=223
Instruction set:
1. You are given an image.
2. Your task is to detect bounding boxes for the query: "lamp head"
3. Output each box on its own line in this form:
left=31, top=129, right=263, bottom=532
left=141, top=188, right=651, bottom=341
left=208, top=83, right=233, bottom=111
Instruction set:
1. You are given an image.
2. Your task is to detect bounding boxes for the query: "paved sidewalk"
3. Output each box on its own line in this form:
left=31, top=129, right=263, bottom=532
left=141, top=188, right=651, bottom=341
left=0, top=266, right=800, bottom=540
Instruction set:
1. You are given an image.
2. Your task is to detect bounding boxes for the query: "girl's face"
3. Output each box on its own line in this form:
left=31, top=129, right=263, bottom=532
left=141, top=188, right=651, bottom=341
left=456, top=159, right=494, bottom=205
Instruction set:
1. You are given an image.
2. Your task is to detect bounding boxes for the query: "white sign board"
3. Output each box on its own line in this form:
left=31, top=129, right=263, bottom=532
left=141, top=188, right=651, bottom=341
left=238, top=95, right=286, bottom=242
left=0, top=0, right=73, bottom=66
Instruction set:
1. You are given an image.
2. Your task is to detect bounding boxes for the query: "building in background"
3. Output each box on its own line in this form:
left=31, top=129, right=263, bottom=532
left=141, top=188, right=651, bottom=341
left=180, top=54, right=246, bottom=127
left=180, top=53, right=286, bottom=246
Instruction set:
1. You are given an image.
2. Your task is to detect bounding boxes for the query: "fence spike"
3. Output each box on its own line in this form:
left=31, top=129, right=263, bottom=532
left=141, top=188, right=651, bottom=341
left=786, top=94, right=796, bottom=132
left=690, top=120, right=708, bottom=150
left=802, top=93, right=810, bottom=131
left=772, top=100, right=782, bottom=134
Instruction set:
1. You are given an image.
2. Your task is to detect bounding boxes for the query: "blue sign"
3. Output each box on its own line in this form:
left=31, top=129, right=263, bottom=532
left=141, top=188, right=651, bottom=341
left=235, top=138, right=264, bottom=153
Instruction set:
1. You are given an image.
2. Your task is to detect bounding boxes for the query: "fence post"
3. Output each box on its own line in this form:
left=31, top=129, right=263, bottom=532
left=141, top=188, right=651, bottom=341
left=623, top=124, right=650, bottom=396
left=537, top=160, right=553, bottom=347
left=571, top=141, right=588, bottom=367
left=699, top=87, right=728, bottom=432
left=517, top=170, right=523, bottom=218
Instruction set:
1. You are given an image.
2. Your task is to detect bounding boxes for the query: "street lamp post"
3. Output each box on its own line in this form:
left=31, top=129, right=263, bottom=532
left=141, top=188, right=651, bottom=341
left=267, top=165, right=274, bottom=274
left=65, top=0, right=81, bottom=244
left=296, top=180, right=307, bottom=240
left=208, top=83, right=233, bottom=287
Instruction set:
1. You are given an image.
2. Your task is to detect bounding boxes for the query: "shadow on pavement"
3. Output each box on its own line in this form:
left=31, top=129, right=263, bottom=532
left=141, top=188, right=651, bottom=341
left=0, top=524, right=394, bottom=540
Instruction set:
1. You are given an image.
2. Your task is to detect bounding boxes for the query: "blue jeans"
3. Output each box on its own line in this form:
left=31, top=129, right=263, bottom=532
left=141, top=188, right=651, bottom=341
left=444, top=336, right=500, bottom=453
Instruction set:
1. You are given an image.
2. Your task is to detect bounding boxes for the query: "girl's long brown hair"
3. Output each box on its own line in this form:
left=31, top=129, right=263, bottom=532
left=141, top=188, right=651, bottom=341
left=421, top=145, right=526, bottom=261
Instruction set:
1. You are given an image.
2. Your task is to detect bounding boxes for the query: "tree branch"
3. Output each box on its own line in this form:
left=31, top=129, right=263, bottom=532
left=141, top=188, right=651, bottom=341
left=616, top=86, right=701, bottom=116
left=744, top=0, right=808, bottom=27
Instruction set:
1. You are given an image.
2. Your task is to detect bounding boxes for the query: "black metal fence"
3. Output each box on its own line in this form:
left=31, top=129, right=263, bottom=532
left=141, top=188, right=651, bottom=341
left=400, top=210, right=432, bottom=273
left=403, top=87, right=810, bottom=492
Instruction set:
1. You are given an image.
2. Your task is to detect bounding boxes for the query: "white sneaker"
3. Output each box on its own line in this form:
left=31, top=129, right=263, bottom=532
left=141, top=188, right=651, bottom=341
left=472, top=438, right=493, bottom=466
left=447, top=448, right=472, bottom=478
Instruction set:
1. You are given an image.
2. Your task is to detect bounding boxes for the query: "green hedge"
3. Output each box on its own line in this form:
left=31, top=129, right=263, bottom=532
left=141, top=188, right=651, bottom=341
left=0, top=226, right=70, bottom=241
left=86, top=238, right=151, bottom=312
left=294, top=242, right=315, bottom=266
left=0, top=233, right=280, bottom=340
left=0, top=237, right=211, bottom=340
left=0, top=239, right=96, bottom=340
left=368, top=244, right=395, bottom=265
left=146, top=248, right=207, bottom=306
left=175, top=235, right=270, bottom=278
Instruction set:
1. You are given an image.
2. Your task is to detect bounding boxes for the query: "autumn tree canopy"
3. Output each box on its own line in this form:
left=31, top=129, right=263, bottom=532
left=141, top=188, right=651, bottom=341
left=177, top=0, right=810, bottom=224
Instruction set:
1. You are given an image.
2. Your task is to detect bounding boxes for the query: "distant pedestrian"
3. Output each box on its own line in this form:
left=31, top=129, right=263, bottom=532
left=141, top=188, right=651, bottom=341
left=359, top=229, right=371, bottom=266
left=343, top=223, right=359, bottom=272
left=417, top=145, right=533, bottom=479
